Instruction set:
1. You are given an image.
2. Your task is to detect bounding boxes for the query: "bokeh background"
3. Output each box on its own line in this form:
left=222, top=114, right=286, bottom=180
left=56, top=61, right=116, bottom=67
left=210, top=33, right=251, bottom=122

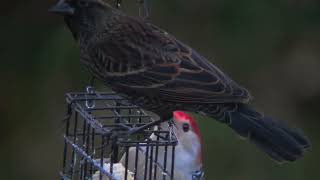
left=1, top=0, right=319, bottom=179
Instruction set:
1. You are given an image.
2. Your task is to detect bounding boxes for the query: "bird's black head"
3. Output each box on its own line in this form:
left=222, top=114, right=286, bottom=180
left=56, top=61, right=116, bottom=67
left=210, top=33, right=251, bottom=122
left=49, top=0, right=115, bottom=40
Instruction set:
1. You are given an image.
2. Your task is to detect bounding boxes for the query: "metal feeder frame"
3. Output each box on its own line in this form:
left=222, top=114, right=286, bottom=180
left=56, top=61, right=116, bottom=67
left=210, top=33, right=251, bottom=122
left=60, top=89, right=178, bottom=180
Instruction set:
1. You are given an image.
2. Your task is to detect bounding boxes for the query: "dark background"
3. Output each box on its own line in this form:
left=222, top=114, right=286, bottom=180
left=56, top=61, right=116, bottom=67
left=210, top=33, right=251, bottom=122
left=1, top=0, right=319, bottom=179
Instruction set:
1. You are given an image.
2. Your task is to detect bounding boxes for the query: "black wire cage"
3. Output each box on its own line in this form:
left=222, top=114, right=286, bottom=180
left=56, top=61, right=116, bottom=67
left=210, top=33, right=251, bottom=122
left=60, top=88, right=178, bottom=180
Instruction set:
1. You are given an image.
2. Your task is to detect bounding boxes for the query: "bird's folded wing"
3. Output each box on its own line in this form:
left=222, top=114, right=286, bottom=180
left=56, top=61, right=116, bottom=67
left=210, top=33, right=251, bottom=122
left=88, top=16, right=251, bottom=103
left=112, top=62, right=250, bottom=103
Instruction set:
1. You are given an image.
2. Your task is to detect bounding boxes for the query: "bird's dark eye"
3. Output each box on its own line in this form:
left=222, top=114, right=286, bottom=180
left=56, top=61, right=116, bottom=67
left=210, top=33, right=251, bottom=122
left=182, top=123, right=190, bottom=132
left=78, top=0, right=89, bottom=7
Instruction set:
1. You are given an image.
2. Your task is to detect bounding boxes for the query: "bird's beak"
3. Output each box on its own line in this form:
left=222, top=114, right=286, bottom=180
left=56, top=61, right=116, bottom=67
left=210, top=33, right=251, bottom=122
left=48, top=0, right=75, bottom=16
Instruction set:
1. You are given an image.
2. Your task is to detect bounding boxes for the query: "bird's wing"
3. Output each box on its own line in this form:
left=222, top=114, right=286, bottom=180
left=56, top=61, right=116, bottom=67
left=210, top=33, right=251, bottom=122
left=88, top=16, right=251, bottom=104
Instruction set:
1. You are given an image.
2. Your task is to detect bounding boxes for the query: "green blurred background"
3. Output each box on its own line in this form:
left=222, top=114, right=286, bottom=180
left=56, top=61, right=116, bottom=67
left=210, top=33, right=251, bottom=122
left=1, top=0, right=319, bottom=179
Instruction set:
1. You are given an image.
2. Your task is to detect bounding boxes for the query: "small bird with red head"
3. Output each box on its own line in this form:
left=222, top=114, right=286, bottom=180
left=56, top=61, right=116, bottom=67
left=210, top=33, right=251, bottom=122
left=172, top=111, right=203, bottom=178
left=118, top=111, right=204, bottom=180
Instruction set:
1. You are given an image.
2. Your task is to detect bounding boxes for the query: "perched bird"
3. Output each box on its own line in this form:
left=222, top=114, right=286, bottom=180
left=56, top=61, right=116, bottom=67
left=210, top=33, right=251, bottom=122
left=50, top=0, right=310, bottom=162
left=93, top=111, right=203, bottom=180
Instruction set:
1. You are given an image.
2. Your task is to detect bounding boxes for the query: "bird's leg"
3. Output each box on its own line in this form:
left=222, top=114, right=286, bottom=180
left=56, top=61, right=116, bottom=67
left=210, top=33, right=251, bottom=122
left=138, top=0, right=150, bottom=19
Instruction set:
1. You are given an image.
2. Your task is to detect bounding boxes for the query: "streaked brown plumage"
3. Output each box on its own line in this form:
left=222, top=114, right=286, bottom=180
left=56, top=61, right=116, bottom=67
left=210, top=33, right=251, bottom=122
left=50, top=0, right=310, bottom=162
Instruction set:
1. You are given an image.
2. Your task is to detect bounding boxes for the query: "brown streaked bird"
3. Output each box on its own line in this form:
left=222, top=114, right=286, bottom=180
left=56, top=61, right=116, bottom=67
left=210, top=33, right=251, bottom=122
left=49, top=0, right=310, bottom=162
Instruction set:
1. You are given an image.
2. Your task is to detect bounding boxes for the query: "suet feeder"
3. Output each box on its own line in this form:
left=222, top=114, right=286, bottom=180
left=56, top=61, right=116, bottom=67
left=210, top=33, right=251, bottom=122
left=60, top=88, right=178, bottom=180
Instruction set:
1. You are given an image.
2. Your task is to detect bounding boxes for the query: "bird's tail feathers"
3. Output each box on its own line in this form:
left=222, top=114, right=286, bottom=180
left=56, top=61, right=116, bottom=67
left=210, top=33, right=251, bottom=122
left=207, top=104, right=310, bottom=162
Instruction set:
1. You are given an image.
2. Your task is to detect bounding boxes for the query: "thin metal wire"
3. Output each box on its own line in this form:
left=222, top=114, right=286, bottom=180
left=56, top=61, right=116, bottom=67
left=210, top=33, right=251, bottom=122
left=148, top=144, right=154, bottom=180
left=134, top=143, right=139, bottom=180
left=170, top=146, right=175, bottom=180
left=62, top=105, right=71, bottom=176
left=153, top=134, right=160, bottom=179
left=79, top=119, right=87, bottom=180
left=162, top=145, right=168, bottom=180
left=99, top=136, right=105, bottom=180
left=115, top=0, right=122, bottom=8
left=138, top=0, right=150, bottom=19
left=85, top=86, right=96, bottom=109
left=89, top=128, right=95, bottom=177
left=83, top=125, right=91, bottom=178
left=143, top=139, right=150, bottom=180
left=69, top=111, right=78, bottom=179
left=124, top=146, right=129, bottom=180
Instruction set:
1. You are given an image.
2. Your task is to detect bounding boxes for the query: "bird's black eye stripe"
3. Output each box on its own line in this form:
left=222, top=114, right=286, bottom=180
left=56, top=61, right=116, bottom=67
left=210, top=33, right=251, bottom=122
left=182, top=123, right=190, bottom=132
